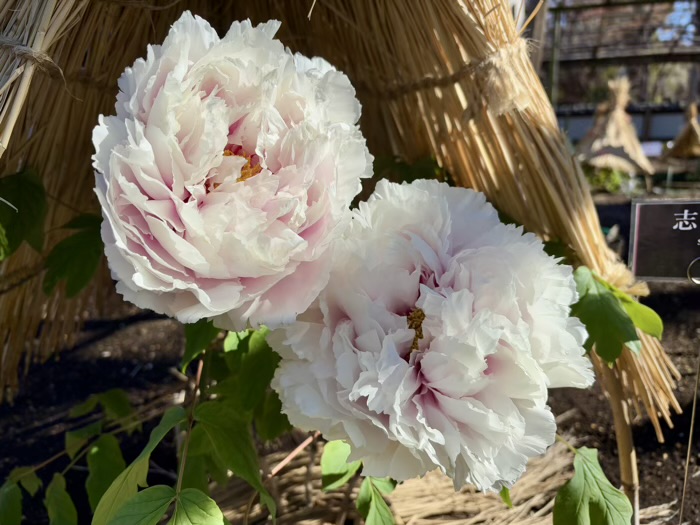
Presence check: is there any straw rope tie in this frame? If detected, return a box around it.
[0,37,62,77]
[357,39,530,116]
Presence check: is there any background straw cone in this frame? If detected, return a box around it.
[666,103,700,160]
[576,77,655,175]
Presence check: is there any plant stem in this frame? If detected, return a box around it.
[175,357,205,495]
[555,433,578,455]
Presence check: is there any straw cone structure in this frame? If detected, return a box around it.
[576,77,654,175]
[666,103,700,159]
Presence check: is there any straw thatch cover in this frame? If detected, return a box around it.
[0,0,679,457]
[666,103,700,159]
[576,77,654,175]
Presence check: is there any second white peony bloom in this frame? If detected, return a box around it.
[271,179,594,491]
[93,12,371,329]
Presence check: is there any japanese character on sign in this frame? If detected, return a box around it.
[673,209,698,231]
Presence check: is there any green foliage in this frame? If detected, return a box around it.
[170,488,225,525]
[223,330,251,352]
[571,267,642,363]
[65,421,102,459]
[584,166,626,194]
[499,487,513,508]
[374,156,452,186]
[109,485,176,525]
[356,477,396,525]
[553,447,632,525]
[254,390,292,441]
[43,213,103,297]
[182,320,221,372]
[9,467,42,496]
[321,440,362,491]
[86,435,126,512]
[45,474,78,525]
[0,170,47,261]
[0,481,22,525]
[92,406,186,525]
[194,401,276,517]
[70,388,139,434]
[572,267,664,363]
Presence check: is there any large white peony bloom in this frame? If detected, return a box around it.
[271,179,594,491]
[93,12,371,329]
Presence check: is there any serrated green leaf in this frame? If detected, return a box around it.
[109,485,176,525]
[321,441,362,491]
[182,320,220,373]
[9,467,42,496]
[553,447,632,525]
[499,487,513,508]
[0,481,22,525]
[43,226,102,297]
[0,170,46,257]
[62,213,102,231]
[254,390,291,442]
[194,401,275,517]
[169,488,225,525]
[45,474,77,525]
[65,421,102,459]
[87,434,127,512]
[571,267,640,363]
[92,406,186,525]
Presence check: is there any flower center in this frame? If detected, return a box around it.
[407,308,426,352]
[224,144,262,182]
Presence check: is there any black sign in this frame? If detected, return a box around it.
[629,200,700,281]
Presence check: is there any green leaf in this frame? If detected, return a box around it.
[194,401,276,517]
[223,330,251,352]
[43,225,102,297]
[614,292,663,340]
[62,213,102,231]
[92,406,186,525]
[98,389,138,433]
[321,441,362,491]
[0,170,46,259]
[368,478,396,496]
[69,395,99,418]
[356,478,395,525]
[499,487,513,508]
[553,447,633,525]
[356,477,372,518]
[182,320,221,373]
[214,328,279,415]
[9,467,42,496]
[169,488,225,525]
[181,454,210,495]
[45,474,77,525]
[254,391,291,442]
[571,267,640,363]
[65,421,102,459]
[109,485,175,525]
[0,481,22,525]
[87,434,127,512]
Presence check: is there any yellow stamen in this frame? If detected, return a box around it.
[407,308,426,352]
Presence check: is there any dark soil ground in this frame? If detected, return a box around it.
[2,204,700,524]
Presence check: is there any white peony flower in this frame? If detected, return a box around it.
[271,179,594,491]
[93,12,372,329]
